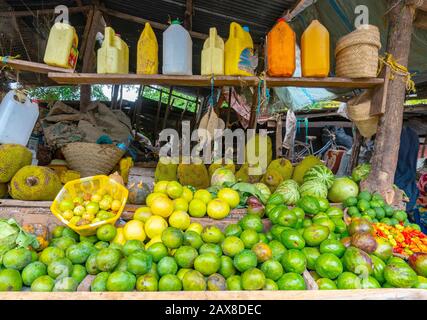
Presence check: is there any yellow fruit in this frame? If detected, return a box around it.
[188,199,207,218]
[82,212,95,221]
[111,199,122,212]
[166,181,183,199]
[194,190,212,204]
[0,144,32,183]
[0,183,8,198]
[61,210,74,220]
[144,215,168,239]
[59,170,80,184]
[69,216,80,225]
[177,163,209,190]
[169,211,191,230]
[186,222,203,235]
[182,187,193,203]
[150,197,174,218]
[217,188,240,209]
[154,157,178,182]
[153,181,169,194]
[145,235,162,249]
[133,206,152,222]
[207,199,230,220]
[112,227,126,245]
[123,220,146,242]
[267,158,294,181]
[146,192,168,207]
[173,198,189,212]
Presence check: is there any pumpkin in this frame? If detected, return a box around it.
[22,223,50,251]
[127,181,151,205]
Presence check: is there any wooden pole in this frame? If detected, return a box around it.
[362,0,420,203]
[349,126,363,174]
[184,0,194,31]
[248,87,259,129]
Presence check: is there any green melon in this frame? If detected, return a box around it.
[303,165,335,189]
[275,180,300,205]
[299,180,328,199]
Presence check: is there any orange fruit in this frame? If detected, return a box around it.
[207,199,230,220]
[151,197,174,218]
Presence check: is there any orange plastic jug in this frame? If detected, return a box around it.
[301,20,330,77]
[224,22,256,76]
[267,18,296,77]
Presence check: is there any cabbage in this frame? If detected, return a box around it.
[0,219,39,263]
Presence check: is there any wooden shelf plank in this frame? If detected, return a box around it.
[1,58,74,74]
[48,73,384,89]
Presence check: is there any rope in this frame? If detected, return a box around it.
[378,53,416,93]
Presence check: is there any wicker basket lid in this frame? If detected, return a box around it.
[335,25,381,56]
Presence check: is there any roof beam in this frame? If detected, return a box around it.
[0,5,92,17]
[184,0,194,31]
[99,7,208,40]
[283,0,316,21]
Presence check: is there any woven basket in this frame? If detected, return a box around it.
[62,142,125,177]
[335,25,381,78]
[347,91,379,138]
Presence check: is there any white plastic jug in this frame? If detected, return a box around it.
[0,91,39,146]
[163,20,192,75]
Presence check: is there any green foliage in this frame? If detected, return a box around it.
[28,85,108,101]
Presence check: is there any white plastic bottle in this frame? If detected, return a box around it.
[163,19,192,75]
[0,91,39,146]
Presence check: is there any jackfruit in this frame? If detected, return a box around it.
[245,134,273,173]
[9,166,62,201]
[261,169,284,193]
[292,155,323,185]
[235,163,263,184]
[267,158,294,181]
[154,157,178,182]
[0,144,32,183]
[0,183,8,198]
[59,170,81,184]
[208,160,236,179]
[177,162,209,189]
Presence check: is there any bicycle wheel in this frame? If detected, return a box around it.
[293,141,311,163]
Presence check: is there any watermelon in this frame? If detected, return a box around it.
[299,180,328,199]
[275,180,300,205]
[303,165,335,189]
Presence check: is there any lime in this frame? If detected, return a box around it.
[207,273,227,291]
[315,253,343,280]
[393,210,407,222]
[344,197,358,208]
[276,272,306,290]
[281,249,307,274]
[263,279,279,290]
[269,240,287,261]
[90,272,109,292]
[151,197,174,218]
[96,224,117,242]
[240,229,260,249]
[276,209,298,228]
[2,248,32,271]
[357,199,371,212]
[219,256,236,279]
[239,214,263,232]
[173,198,189,212]
[176,268,191,281]
[258,233,269,244]
[194,253,221,276]
[53,277,78,292]
[319,239,346,258]
[183,230,204,249]
[66,243,93,265]
[207,199,230,220]
[169,211,191,230]
[52,226,65,238]
[252,242,272,263]
[380,218,392,225]
[281,229,305,250]
[39,247,65,265]
[301,247,321,270]
[188,199,207,218]
[146,192,167,207]
[157,256,178,276]
[147,242,168,262]
[123,240,144,256]
[94,241,109,250]
[226,275,242,290]
[161,227,184,249]
[410,224,421,231]
[62,228,80,241]
[106,271,136,291]
[31,275,54,292]
[21,261,47,286]
[182,270,206,291]
[224,224,242,237]
[145,215,168,239]
[159,274,182,291]
[193,189,212,204]
[71,264,87,284]
[201,226,224,244]
[261,259,283,281]
[47,258,73,279]
[136,274,158,291]
[182,187,194,203]
[384,205,394,217]
[358,191,372,201]
[133,206,152,223]
[233,249,257,272]
[154,181,169,194]
[365,208,377,219]
[127,250,153,276]
[217,188,240,209]
[336,272,361,289]
[222,236,245,257]
[317,278,337,290]
[186,222,203,234]
[199,243,222,258]
[174,246,198,268]
[96,248,121,272]
[389,218,399,226]
[374,207,386,220]
[80,235,98,244]
[241,268,266,290]
[166,181,183,199]
[347,206,360,217]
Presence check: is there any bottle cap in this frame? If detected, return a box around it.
[243,26,250,32]
[277,17,286,23]
[171,19,182,25]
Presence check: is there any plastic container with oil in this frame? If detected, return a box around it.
[301,20,330,77]
[201,27,224,75]
[51,175,129,236]
[43,22,79,69]
[137,22,158,74]
[224,22,256,76]
[267,18,296,77]
[163,19,192,75]
[0,90,39,146]
[97,27,129,74]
